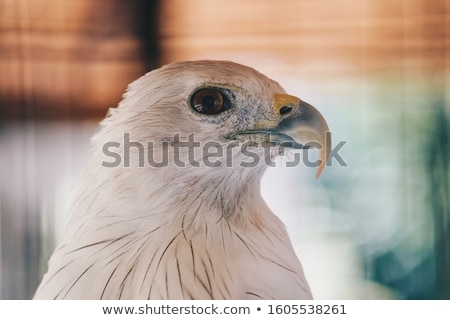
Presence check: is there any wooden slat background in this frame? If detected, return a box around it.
[0,0,448,120]
[159,0,448,75]
[0,0,159,120]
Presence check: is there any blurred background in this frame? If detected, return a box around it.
[0,0,449,299]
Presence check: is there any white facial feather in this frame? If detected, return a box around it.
[34,60,313,300]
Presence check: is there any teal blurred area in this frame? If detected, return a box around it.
[0,0,449,299]
[262,73,450,299]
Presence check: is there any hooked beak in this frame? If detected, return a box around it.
[272,98,331,178]
[232,94,331,178]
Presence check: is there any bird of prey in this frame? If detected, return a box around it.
[34,60,330,299]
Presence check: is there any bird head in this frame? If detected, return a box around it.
[82,60,332,224]
[97,60,330,180]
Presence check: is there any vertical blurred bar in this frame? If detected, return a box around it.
[427,0,450,299]
[428,105,450,299]
[0,0,161,299]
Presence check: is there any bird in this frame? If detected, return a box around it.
[34,60,330,299]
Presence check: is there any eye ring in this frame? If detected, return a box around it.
[190,88,231,115]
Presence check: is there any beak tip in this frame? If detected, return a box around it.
[315,165,325,179]
[315,131,331,179]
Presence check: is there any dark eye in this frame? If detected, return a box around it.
[190,88,231,115]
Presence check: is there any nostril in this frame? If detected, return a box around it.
[279,105,293,115]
